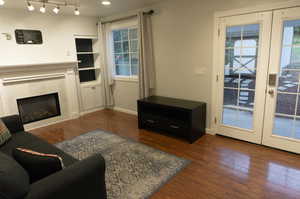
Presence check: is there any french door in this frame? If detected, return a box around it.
[216,7,300,154]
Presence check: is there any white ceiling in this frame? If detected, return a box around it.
[2,0,162,17]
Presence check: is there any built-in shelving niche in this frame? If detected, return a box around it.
[74,36,103,112]
[75,38,100,83]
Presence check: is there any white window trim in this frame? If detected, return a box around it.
[109,18,138,31]
[114,75,138,82]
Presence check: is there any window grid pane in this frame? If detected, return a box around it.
[112,27,139,77]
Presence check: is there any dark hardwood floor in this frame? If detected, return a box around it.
[30,109,300,199]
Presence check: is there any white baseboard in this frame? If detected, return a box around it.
[112,107,138,115]
[206,128,216,135]
[79,107,104,116]
[25,117,73,131]
[26,108,103,131]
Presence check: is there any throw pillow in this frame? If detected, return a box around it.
[0,152,30,199]
[0,119,11,146]
[13,148,65,183]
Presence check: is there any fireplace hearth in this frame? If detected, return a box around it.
[17,93,61,124]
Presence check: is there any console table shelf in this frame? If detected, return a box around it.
[138,96,206,143]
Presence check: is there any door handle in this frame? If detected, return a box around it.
[268,89,275,96]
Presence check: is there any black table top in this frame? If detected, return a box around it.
[138,96,205,110]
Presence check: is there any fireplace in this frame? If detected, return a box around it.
[17,93,61,124]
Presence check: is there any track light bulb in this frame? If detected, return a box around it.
[27,2,35,11]
[101,1,111,6]
[74,8,80,15]
[53,6,60,14]
[40,4,46,13]
[0,0,5,6]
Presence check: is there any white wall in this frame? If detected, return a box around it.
[113,80,139,112]
[0,9,98,66]
[150,0,286,128]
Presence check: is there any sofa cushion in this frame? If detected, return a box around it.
[13,148,65,183]
[0,119,11,146]
[0,131,77,167]
[0,152,30,199]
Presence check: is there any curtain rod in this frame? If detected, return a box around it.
[101,10,154,25]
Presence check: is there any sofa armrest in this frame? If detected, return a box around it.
[1,115,24,134]
[24,154,107,199]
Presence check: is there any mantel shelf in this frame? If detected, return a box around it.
[0,61,77,73]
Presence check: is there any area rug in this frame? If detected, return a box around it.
[55,130,190,199]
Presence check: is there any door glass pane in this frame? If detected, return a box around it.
[222,24,259,130]
[226,26,242,48]
[224,68,239,88]
[277,70,299,93]
[273,19,300,139]
[222,109,253,130]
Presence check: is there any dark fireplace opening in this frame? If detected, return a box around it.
[17,93,61,124]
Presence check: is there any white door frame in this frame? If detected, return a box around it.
[211,0,300,135]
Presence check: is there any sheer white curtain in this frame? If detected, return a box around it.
[138,11,155,99]
[99,21,115,107]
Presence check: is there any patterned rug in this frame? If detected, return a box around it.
[55,130,189,199]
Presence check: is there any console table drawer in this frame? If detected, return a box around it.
[164,122,189,136]
[141,115,161,128]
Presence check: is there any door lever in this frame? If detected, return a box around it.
[268,89,275,96]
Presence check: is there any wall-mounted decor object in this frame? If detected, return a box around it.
[15,29,43,44]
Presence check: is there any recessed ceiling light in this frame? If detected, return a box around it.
[101,0,111,6]
[0,0,5,6]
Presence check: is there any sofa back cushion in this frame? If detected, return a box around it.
[13,148,64,183]
[0,119,11,146]
[0,152,30,199]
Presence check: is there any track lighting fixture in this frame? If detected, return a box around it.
[0,0,5,6]
[27,2,35,11]
[40,4,46,13]
[53,5,60,14]
[101,1,111,6]
[74,8,80,15]
[25,0,80,16]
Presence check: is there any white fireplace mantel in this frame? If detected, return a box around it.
[0,61,78,73]
[0,61,80,130]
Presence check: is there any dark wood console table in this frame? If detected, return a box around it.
[137,96,206,143]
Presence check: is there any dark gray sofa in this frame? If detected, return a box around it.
[0,115,107,199]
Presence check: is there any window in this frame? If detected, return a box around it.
[112,27,139,78]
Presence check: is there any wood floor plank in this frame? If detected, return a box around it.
[30,109,300,199]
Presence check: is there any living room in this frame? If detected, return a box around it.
[1,0,300,198]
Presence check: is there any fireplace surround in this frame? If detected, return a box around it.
[0,61,80,130]
[17,93,61,124]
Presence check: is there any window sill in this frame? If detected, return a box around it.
[114,76,138,82]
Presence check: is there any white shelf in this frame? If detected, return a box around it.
[77,52,99,55]
[78,67,100,71]
[74,35,98,40]
[78,67,95,71]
